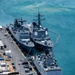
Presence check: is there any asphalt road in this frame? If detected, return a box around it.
[0,28,37,75]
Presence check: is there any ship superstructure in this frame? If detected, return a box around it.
[32,49,62,75]
[30,11,54,50]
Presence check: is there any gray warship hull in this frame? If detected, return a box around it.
[33,59,62,75]
[31,39,52,51]
[32,52,62,75]
[7,27,33,52]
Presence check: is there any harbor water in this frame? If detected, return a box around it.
[0,0,75,75]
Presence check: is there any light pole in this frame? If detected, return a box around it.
[18,61,21,75]
[18,59,23,75]
[20,62,21,75]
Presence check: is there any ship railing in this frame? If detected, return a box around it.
[49,30,60,45]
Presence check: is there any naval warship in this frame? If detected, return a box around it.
[7,18,34,52]
[6,11,62,75]
[32,49,62,75]
[30,11,54,50]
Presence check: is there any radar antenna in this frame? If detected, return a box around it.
[18,17,26,25]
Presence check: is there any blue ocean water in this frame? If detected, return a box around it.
[0,0,75,75]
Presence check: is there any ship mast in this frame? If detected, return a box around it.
[38,10,45,27]
[38,10,41,26]
[34,9,45,27]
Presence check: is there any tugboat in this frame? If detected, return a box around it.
[32,49,62,75]
[7,18,34,52]
[30,11,54,50]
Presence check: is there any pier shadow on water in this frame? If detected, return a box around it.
[18,45,41,57]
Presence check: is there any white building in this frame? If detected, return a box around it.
[0,41,4,50]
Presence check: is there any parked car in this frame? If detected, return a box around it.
[22,61,28,65]
[25,68,30,73]
[23,64,29,68]
[27,72,34,75]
